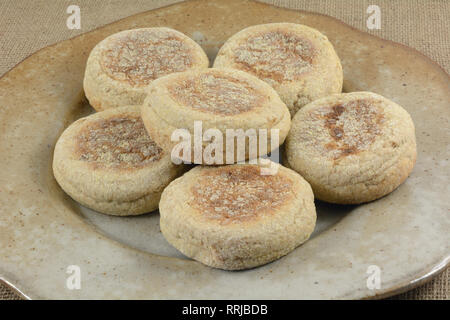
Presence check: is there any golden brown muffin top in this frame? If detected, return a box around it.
[190,165,293,224]
[167,70,267,116]
[232,30,316,82]
[300,99,385,160]
[76,115,163,168]
[100,29,194,86]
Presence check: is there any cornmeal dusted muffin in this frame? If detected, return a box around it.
[214,23,343,117]
[285,92,417,204]
[141,68,291,164]
[159,162,316,270]
[53,106,185,215]
[84,27,209,111]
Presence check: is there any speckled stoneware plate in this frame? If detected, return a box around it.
[0,0,449,299]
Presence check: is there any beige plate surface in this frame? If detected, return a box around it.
[0,0,449,299]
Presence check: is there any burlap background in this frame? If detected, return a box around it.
[0,0,448,300]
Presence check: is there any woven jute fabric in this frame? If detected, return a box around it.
[0,0,448,300]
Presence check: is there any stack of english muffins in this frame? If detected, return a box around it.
[53,24,416,270]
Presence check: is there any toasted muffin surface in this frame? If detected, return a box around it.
[166,71,266,115]
[141,68,291,164]
[99,28,200,86]
[227,28,315,83]
[76,114,162,168]
[53,106,184,215]
[285,92,417,204]
[159,162,316,270]
[213,23,343,117]
[295,97,385,160]
[83,27,209,111]
[189,165,294,223]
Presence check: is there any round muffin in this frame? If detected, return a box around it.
[53,106,185,215]
[83,27,209,111]
[141,68,291,165]
[213,23,343,117]
[159,162,316,270]
[285,92,417,204]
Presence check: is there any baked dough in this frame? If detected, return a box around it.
[213,23,343,117]
[141,68,291,164]
[83,27,209,111]
[159,162,316,270]
[285,92,417,204]
[53,105,185,215]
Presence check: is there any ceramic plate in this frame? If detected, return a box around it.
[0,0,449,299]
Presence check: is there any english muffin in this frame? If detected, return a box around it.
[159,162,316,270]
[213,23,343,117]
[141,68,291,165]
[285,92,417,204]
[53,106,185,215]
[83,27,209,111]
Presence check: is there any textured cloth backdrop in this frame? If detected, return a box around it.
[0,0,448,300]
